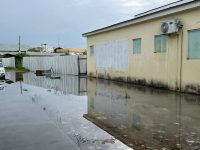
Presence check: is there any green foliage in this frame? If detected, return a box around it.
[27,48,40,52]
[64,52,70,55]
[3,52,29,73]
[16,52,29,57]
[5,66,29,72]
[5,66,15,70]
[83,51,87,55]
[15,58,22,68]
[13,54,30,72]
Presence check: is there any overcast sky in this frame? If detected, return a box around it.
[0,0,177,48]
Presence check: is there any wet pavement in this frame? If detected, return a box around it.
[0,72,131,150]
[1,72,200,150]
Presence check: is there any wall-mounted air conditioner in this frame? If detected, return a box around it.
[161,20,181,34]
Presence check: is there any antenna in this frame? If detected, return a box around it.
[19,36,21,52]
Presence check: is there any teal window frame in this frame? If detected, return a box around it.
[89,45,94,56]
[132,38,141,54]
[188,29,200,59]
[154,35,168,53]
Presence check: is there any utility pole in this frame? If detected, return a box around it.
[19,36,21,52]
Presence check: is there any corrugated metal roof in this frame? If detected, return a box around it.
[135,0,194,18]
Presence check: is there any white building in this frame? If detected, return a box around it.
[41,44,54,53]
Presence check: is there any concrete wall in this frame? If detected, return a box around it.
[86,8,200,94]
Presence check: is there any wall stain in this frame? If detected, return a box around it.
[111,77,127,82]
[127,77,146,86]
[127,77,169,90]
[97,73,104,79]
[106,74,111,80]
[185,84,200,95]
[90,72,200,95]
[88,72,94,77]
[149,80,169,90]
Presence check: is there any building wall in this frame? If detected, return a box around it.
[41,44,54,53]
[86,8,200,94]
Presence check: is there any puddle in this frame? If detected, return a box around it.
[85,78,200,150]
[0,72,131,150]
[1,72,200,150]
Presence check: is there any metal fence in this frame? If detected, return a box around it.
[2,57,15,68]
[23,55,87,75]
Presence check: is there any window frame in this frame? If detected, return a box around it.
[132,38,142,54]
[154,35,168,53]
[188,29,200,60]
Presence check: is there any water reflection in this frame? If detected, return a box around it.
[5,72,23,82]
[4,72,87,96]
[0,80,6,90]
[0,72,21,90]
[85,78,200,150]
[23,73,87,96]
[1,72,131,150]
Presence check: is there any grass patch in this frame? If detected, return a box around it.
[5,66,29,73]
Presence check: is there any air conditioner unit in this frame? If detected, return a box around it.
[161,20,181,34]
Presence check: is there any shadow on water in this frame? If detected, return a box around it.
[84,77,200,150]
[5,72,23,82]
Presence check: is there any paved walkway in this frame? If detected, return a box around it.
[0,94,79,150]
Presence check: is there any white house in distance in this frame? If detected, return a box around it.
[41,44,54,53]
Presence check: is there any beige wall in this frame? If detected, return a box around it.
[86,8,200,94]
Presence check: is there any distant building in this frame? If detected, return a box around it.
[28,44,54,53]
[34,47,42,52]
[41,44,54,53]
[83,0,200,94]
[54,48,86,55]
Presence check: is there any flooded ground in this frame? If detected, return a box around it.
[0,72,131,150]
[1,72,200,150]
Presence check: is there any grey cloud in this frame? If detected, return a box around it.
[0,0,176,48]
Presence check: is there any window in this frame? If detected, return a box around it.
[188,29,200,59]
[89,45,94,56]
[133,38,141,54]
[154,35,168,53]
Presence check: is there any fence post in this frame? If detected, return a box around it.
[77,56,80,75]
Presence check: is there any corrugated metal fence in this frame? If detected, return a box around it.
[2,57,15,68]
[23,55,87,75]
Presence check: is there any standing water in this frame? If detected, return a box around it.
[0,72,200,150]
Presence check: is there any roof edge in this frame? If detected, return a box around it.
[82,0,198,37]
